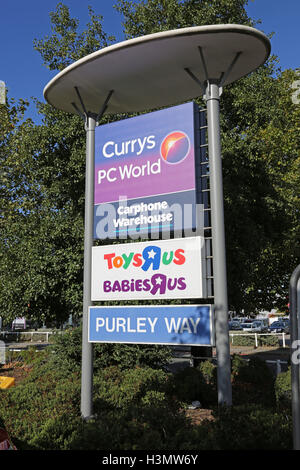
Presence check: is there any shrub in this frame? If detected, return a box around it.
[197,360,217,386]
[231,355,276,407]
[275,367,292,408]
[94,342,173,371]
[71,366,190,450]
[171,365,217,407]
[188,405,292,450]
[68,406,191,451]
[50,325,172,373]
[0,325,293,450]
[0,357,81,450]
[93,366,173,411]
[230,333,279,347]
[29,413,83,450]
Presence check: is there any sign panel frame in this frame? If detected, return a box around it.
[88,304,215,346]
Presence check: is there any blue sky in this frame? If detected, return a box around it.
[0,0,299,123]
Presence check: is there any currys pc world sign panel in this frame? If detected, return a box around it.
[94,101,199,239]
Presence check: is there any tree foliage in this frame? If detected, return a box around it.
[115,0,255,37]
[222,67,300,311]
[34,2,116,71]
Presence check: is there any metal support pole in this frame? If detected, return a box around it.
[81,115,96,420]
[290,264,300,450]
[205,80,232,406]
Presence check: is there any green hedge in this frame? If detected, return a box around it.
[229,333,280,347]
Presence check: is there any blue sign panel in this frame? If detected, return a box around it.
[88,305,214,346]
[94,101,199,239]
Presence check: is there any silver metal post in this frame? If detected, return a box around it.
[81,114,96,419]
[205,80,232,406]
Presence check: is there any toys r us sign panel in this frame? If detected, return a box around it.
[91,236,206,301]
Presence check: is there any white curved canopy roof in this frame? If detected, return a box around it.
[43,24,271,116]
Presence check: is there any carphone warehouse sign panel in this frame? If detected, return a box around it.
[94,101,198,238]
[91,236,206,301]
[89,305,214,346]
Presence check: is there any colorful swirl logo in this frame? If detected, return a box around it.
[160,131,190,164]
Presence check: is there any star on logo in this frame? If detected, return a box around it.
[154,276,163,285]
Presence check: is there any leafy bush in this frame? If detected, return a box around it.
[50,325,172,373]
[93,366,173,411]
[0,359,189,450]
[0,328,293,450]
[75,366,193,450]
[275,367,292,408]
[68,406,192,451]
[171,365,217,407]
[186,405,292,450]
[197,360,217,386]
[0,362,81,450]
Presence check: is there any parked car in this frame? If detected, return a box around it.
[228,321,242,331]
[268,321,289,333]
[239,321,264,333]
[241,322,255,331]
[251,320,268,333]
[11,317,27,331]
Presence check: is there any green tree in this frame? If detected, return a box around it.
[114,0,300,313]
[115,0,255,38]
[34,3,116,71]
[0,4,116,325]
[221,66,300,312]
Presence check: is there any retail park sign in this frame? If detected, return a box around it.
[93,102,198,238]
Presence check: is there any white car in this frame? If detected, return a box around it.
[241,321,267,332]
